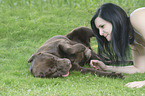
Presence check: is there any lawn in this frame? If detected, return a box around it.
[0,0,145,95]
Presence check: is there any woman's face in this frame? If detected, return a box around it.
[95,17,112,41]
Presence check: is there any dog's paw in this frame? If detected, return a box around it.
[109,72,125,79]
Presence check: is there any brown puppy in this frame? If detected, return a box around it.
[28,27,124,78]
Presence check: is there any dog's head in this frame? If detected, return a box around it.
[66,27,94,49]
[28,52,72,78]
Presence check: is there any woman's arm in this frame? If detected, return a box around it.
[105,65,140,74]
[90,60,140,74]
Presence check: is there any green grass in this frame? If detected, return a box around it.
[0,0,145,95]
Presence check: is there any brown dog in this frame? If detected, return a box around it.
[28,27,124,78]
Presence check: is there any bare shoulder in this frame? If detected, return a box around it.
[130,7,145,19]
[130,8,145,71]
[130,7,145,38]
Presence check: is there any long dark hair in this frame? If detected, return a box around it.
[91,3,134,62]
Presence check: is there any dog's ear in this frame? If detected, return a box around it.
[27,53,37,63]
[27,52,43,63]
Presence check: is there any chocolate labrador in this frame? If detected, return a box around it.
[28,27,124,78]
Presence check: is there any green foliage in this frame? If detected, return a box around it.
[0,0,145,95]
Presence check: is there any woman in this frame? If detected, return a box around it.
[90,3,145,88]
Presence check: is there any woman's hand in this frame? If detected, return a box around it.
[90,60,107,70]
[125,81,145,88]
